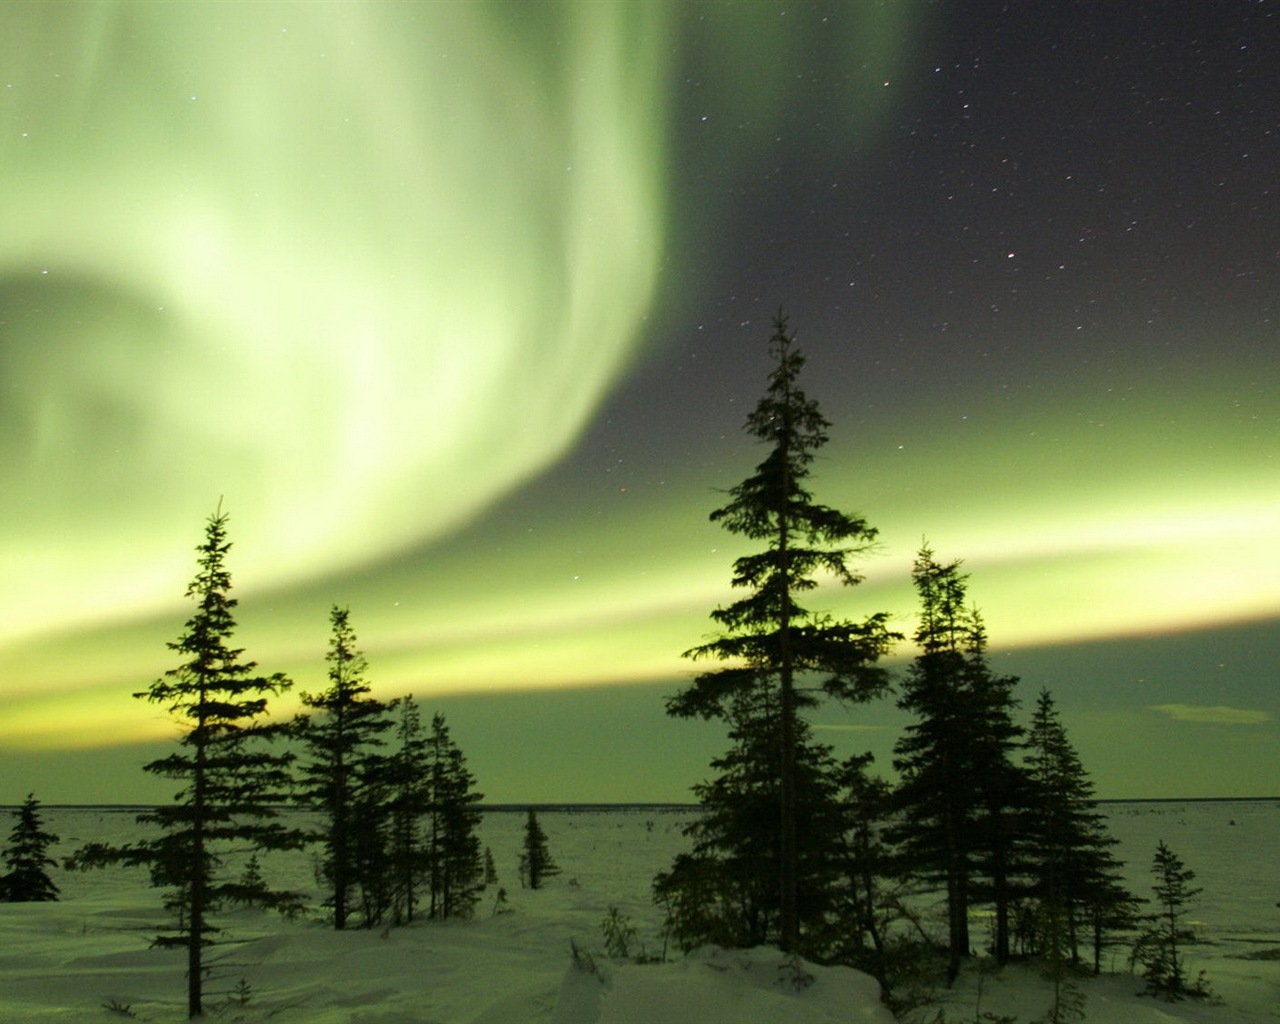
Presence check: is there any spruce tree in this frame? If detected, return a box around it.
[666,313,897,952]
[349,767,394,926]
[1131,841,1208,1000]
[0,793,60,902]
[386,696,431,925]
[520,810,559,890]
[1024,689,1134,971]
[965,626,1032,968]
[890,546,1028,981]
[424,713,485,919]
[295,605,394,929]
[828,753,895,976]
[655,687,847,953]
[68,508,302,1020]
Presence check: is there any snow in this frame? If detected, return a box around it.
[553,947,890,1024]
[1,802,1277,1022]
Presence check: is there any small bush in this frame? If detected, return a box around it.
[601,905,637,959]
[1130,841,1211,1001]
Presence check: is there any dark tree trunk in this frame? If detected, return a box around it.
[945,804,969,985]
[777,367,798,954]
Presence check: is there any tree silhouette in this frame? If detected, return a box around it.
[1025,688,1135,972]
[68,508,302,1019]
[424,713,485,919]
[891,545,1028,980]
[1,793,60,902]
[667,313,897,952]
[520,810,559,890]
[295,605,393,929]
[385,697,431,925]
[655,687,847,952]
[1131,841,1208,1000]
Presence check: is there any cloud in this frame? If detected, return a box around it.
[1149,704,1271,725]
[812,723,891,733]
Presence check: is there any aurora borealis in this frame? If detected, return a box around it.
[2,2,670,638]
[3,2,1277,803]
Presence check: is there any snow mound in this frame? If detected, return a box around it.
[551,947,893,1024]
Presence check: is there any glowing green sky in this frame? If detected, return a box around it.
[2,2,1277,803]
[2,2,669,640]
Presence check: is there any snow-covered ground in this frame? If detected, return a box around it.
[1,801,1276,1022]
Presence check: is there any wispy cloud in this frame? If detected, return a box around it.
[1149,704,1271,725]
[813,723,891,733]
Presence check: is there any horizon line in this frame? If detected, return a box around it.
[7,796,1279,811]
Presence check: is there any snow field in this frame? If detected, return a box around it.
[1,802,1276,1022]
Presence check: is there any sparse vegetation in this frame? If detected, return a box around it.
[600,904,636,958]
[1130,841,1211,1001]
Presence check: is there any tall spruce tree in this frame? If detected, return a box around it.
[890,546,1028,981]
[424,713,485,919]
[386,696,431,924]
[295,605,394,929]
[666,313,897,952]
[965,618,1031,968]
[0,793,60,902]
[1025,689,1134,972]
[68,508,302,1020]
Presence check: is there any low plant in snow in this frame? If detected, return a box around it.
[601,904,638,958]
[1129,841,1212,1001]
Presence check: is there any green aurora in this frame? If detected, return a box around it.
[1,2,1276,802]
[2,2,671,640]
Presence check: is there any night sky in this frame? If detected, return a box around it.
[3,2,1277,804]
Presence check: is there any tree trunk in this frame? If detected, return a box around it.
[779,662,798,951]
[776,367,799,954]
[189,717,208,1020]
[991,814,1010,964]
[945,806,969,985]
[333,786,348,930]
[947,865,965,984]
[187,904,203,1020]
